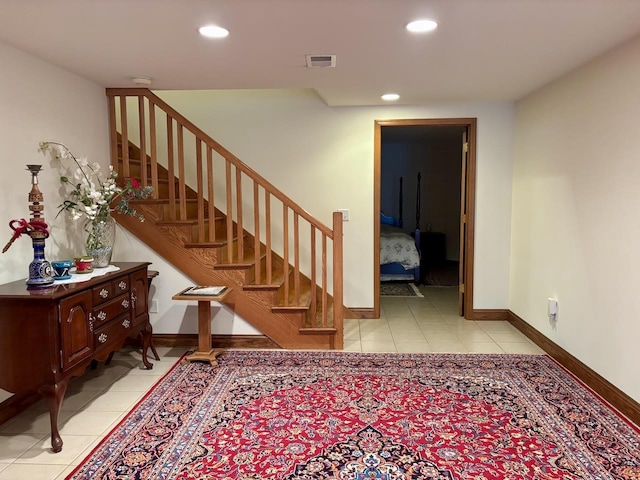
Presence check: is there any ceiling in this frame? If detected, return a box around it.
[2,0,640,106]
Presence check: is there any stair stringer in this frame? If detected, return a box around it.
[114,208,336,349]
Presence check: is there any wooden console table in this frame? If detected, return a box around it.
[0,262,152,453]
[172,286,231,365]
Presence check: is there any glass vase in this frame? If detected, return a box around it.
[86,214,116,268]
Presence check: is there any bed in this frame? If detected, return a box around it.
[380,174,422,283]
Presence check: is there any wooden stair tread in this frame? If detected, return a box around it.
[113,129,342,350]
[184,241,227,248]
[299,327,338,334]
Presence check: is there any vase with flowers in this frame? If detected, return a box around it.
[39,141,153,267]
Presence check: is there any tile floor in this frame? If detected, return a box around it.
[346,286,544,355]
[0,286,543,479]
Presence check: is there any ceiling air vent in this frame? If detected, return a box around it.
[306,54,336,68]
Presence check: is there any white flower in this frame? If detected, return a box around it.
[39,140,153,234]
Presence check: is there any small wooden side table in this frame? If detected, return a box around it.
[172,286,231,365]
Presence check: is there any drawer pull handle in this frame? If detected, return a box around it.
[121,299,130,309]
[97,311,107,321]
[89,313,95,331]
[98,333,108,343]
[122,319,131,328]
[119,281,127,290]
[99,288,109,298]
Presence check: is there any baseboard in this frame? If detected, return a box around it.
[466,308,510,320]
[348,308,376,319]
[152,334,279,349]
[0,391,40,427]
[507,310,640,426]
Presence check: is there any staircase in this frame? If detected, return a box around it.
[106,88,343,349]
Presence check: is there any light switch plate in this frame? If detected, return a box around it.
[337,209,350,221]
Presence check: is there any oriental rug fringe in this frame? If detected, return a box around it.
[67,351,640,479]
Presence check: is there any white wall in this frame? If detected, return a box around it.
[0,42,107,402]
[511,34,640,402]
[155,90,515,309]
[0,42,260,342]
[0,40,515,363]
[0,41,108,284]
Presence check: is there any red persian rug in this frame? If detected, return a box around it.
[67,351,640,479]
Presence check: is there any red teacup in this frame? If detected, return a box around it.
[74,256,94,273]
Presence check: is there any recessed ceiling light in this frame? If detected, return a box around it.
[406,19,438,33]
[198,25,229,38]
[381,93,400,101]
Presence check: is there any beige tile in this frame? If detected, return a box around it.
[82,390,144,412]
[0,463,67,480]
[382,302,412,311]
[464,342,504,353]
[361,341,396,353]
[395,341,432,353]
[442,316,469,326]
[428,342,468,353]
[59,390,100,411]
[408,304,439,314]
[106,374,163,392]
[68,374,124,392]
[499,342,545,354]
[424,331,460,343]
[359,320,391,332]
[412,314,446,323]
[0,409,72,437]
[58,410,123,436]
[104,412,129,432]
[478,321,519,333]
[386,314,418,323]
[343,320,360,340]
[389,323,423,334]
[15,434,99,465]
[69,435,106,466]
[454,330,493,343]
[342,339,362,352]
[360,330,393,342]
[54,465,79,479]
[486,331,530,343]
[391,331,427,342]
[0,433,46,463]
[417,322,453,333]
[121,357,178,376]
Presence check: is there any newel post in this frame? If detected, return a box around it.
[332,211,344,350]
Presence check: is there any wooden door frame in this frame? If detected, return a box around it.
[373,118,477,319]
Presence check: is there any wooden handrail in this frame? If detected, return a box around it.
[107,88,333,238]
[106,88,343,340]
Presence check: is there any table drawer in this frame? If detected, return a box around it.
[92,276,130,304]
[91,293,131,329]
[93,314,132,351]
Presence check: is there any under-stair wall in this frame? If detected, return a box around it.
[107,88,344,349]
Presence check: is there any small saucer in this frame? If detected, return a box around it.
[53,275,72,280]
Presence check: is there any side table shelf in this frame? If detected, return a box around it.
[0,262,153,453]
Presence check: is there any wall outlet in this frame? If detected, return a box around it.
[150,298,159,313]
[337,209,350,221]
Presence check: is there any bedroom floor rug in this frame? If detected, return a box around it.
[380,282,423,297]
[66,351,640,480]
[422,261,459,287]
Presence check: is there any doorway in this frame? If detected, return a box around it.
[373,118,477,319]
